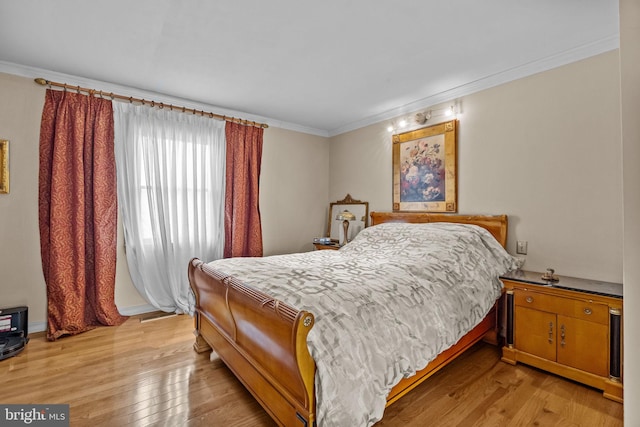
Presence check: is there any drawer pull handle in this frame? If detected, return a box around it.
[526,296,534,303]
[560,324,566,347]
[548,322,553,344]
[583,308,592,315]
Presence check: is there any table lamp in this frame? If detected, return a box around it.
[336,209,356,245]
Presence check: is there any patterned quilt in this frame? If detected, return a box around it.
[206,222,519,427]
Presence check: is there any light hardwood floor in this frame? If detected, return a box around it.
[0,313,623,426]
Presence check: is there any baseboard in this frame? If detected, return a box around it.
[27,321,47,334]
[118,303,158,317]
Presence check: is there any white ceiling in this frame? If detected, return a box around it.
[0,1,619,136]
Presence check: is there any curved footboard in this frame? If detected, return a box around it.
[188,258,316,427]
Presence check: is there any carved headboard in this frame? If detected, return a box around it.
[370,212,508,248]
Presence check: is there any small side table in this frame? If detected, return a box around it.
[500,269,623,402]
[313,242,340,250]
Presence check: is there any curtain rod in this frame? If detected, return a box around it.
[34,78,268,129]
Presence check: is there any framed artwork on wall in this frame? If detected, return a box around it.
[0,139,8,194]
[392,120,457,212]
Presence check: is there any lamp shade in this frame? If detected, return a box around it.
[336,210,356,221]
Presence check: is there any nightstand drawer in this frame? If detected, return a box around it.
[514,289,608,324]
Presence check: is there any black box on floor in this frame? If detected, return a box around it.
[0,306,28,361]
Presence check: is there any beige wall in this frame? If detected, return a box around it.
[0,73,48,325]
[260,126,329,255]
[0,73,330,329]
[330,51,623,283]
[620,0,639,421]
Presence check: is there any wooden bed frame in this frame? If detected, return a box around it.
[188,212,508,427]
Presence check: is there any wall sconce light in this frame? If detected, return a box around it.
[415,110,432,124]
[387,101,461,134]
[445,105,455,116]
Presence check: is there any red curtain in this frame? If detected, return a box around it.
[224,122,264,258]
[39,90,127,340]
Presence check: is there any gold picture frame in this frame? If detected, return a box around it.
[0,139,8,194]
[392,120,457,212]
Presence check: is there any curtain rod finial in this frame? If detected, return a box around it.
[34,78,48,86]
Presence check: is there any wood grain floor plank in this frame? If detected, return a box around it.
[0,313,622,426]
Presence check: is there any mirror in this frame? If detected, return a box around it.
[327,194,369,244]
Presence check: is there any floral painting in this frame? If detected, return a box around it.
[392,120,457,212]
[399,134,445,202]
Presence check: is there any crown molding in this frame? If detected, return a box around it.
[327,34,620,137]
[0,32,619,140]
[0,61,329,137]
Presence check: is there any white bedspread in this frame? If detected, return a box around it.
[206,222,518,427]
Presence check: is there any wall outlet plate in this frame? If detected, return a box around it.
[516,240,528,255]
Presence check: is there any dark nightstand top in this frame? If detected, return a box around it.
[500,269,623,299]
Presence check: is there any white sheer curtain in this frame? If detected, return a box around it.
[113,103,226,313]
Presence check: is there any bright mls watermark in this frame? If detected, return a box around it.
[0,405,69,426]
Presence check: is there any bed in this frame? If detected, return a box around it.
[188,212,516,426]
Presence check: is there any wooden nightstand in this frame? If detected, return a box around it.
[500,270,623,403]
[313,242,340,250]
